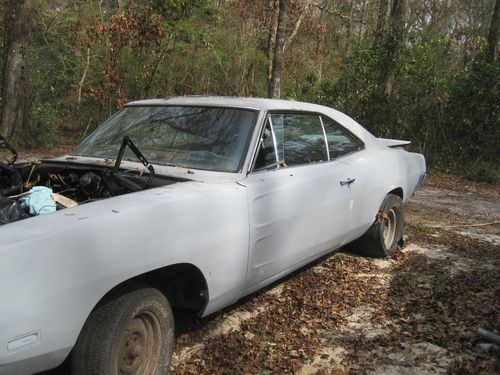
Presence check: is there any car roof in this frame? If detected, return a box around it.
[125,96,334,112]
[125,96,377,146]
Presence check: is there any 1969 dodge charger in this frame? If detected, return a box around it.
[0,97,426,374]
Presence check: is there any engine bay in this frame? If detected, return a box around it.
[0,136,179,226]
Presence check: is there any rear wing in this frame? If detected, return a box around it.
[378,138,411,148]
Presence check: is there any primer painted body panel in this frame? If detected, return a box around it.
[0,97,426,374]
[0,181,249,374]
[243,161,356,284]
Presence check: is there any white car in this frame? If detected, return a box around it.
[0,97,425,375]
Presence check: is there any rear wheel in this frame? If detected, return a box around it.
[349,193,404,257]
[71,287,174,375]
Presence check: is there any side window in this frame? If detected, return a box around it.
[322,116,362,159]
[253,119,278,170]
[271,113,327,167]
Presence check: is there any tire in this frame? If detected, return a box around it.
[71,287,175,375]
[349,193,404,258]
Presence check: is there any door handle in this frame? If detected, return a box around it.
[340,178,355,187]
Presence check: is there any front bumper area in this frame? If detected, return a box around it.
[0,347,70,375]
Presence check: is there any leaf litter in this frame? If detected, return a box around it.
[170,178,499,374]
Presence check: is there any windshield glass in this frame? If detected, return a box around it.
[73,106,257,172]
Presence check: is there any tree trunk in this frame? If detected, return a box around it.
[266,0,279,85]
[316,5,326,83]
[268,0,288,99]
[341,1,354,51]
[379,0,407,96]
[487,0,499,62]
[0,0,31,145]
[373,0,389,47]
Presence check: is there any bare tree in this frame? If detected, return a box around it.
[373,0,389,47]
[266,0,279,85]
[379,0,407,96]
[283,0,313,53]
[487,0,499,62]
[268,0,288,99]
[0,0,32,145]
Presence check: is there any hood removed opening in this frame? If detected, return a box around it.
[0,159,180,227]
[0,136,184,227]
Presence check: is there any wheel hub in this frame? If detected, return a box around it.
[125,333,144,360]
[118,311,162,374]
[382,208,396,249]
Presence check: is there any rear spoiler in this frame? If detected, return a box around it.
[378,138,411,148]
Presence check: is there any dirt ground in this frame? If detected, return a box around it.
[168,174,499,374]
[35,168,499,374]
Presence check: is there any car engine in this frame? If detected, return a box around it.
[0,136,177,226]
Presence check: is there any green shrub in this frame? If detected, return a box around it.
[466,161,499,184]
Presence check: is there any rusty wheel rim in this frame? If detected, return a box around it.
[118,310,162,375]
[382,208,396,249]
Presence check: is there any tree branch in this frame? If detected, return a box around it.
[283,0,313,53]
[77,47,91,105]
[313,2,365,23]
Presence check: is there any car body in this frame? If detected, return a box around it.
[0,97,426,374]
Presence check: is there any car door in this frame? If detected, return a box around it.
[242,112,364,286]
[320,114,376,242]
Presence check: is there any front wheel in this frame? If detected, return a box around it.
[71,287,175,375]
[349,193,404,258]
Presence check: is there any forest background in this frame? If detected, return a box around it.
[0,0,498,183]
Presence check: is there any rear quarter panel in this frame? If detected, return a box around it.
[338,144,426,244]
[380,147,426,203]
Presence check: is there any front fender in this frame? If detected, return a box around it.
[0,181,249,374]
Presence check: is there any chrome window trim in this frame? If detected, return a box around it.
[245,110,267,175]
[318,115,330,162]
[248,110,366,174]
[320,114,365,159]
[268,116,280,166]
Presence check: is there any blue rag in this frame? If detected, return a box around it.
[21,186,56,215]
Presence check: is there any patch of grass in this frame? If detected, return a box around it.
[404,271,450,289]
[415,224,433,233]
[432,274,451,288]
[418,321,434,330]
[255,329,272,343]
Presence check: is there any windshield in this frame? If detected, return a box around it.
[73,106,257,172]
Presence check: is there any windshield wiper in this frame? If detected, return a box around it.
[113,136,155,190]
